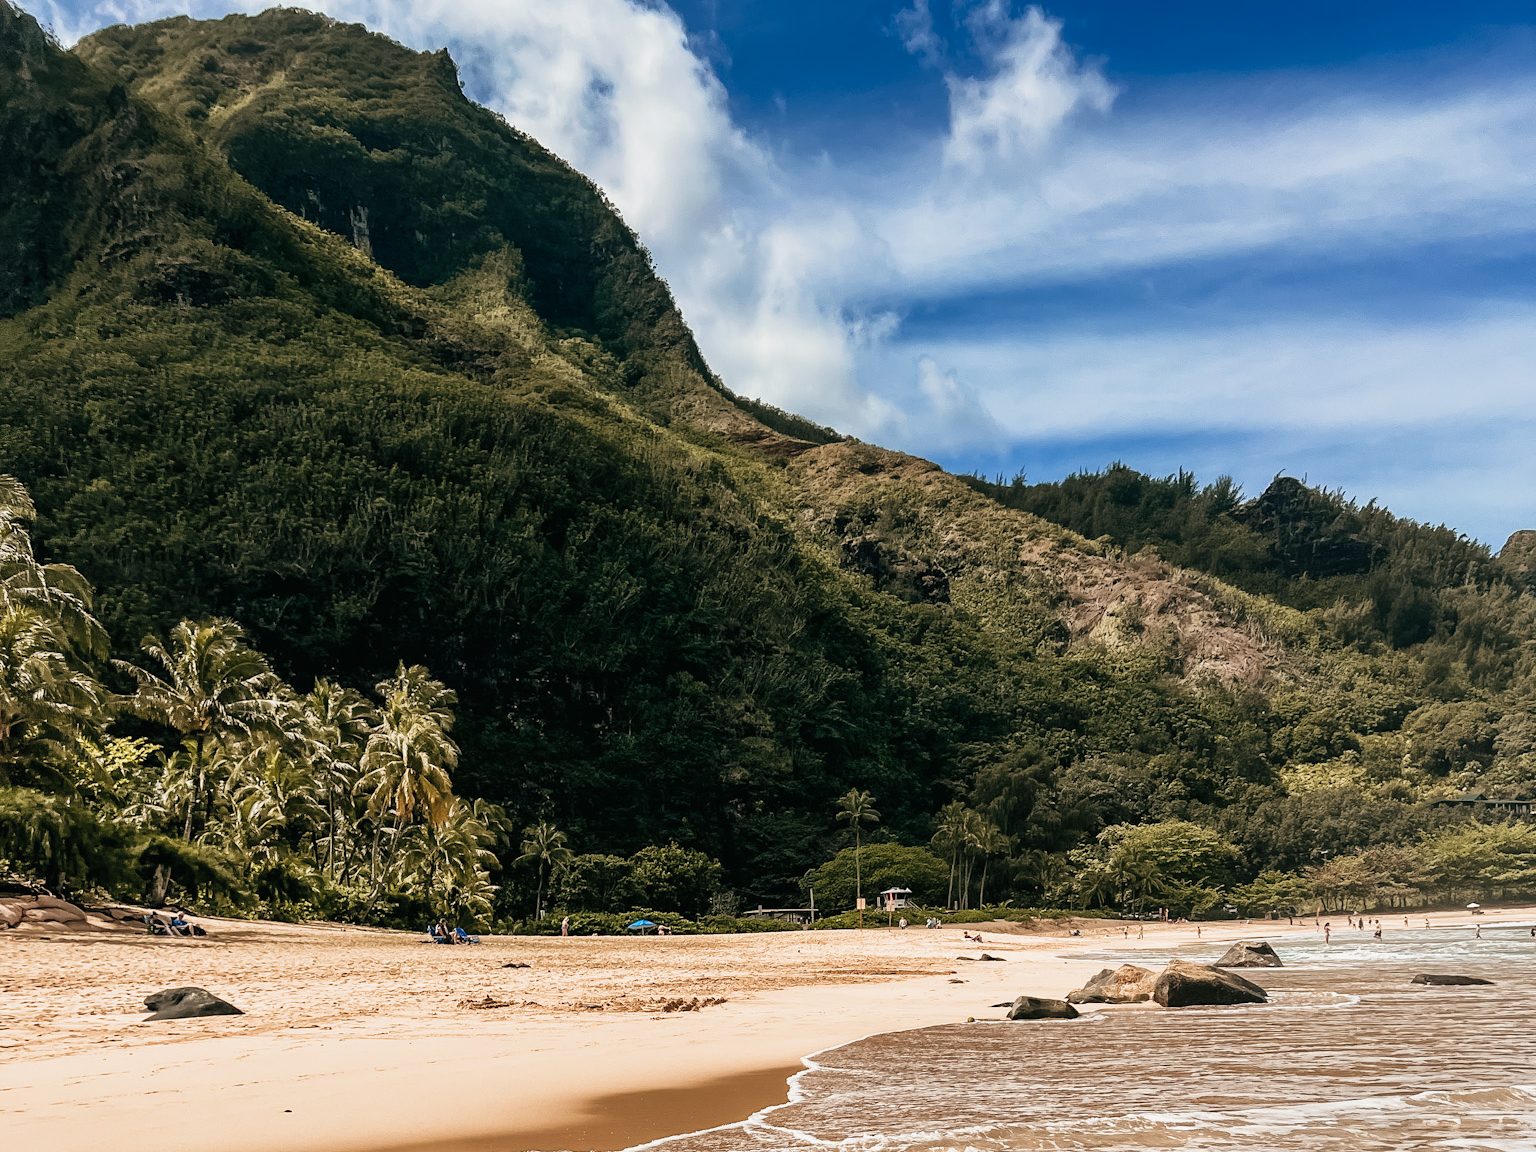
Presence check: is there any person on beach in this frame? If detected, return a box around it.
[1475,924,1482,939]
[561,916,570,937]
[1372,923,1382,941]
[1137,924,1144,940]
[1324,922,1332,944]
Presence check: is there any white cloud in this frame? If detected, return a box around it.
[895,0,941,69]
[902,305,1536,442]
[942,3,1115,169]
[910,355,1008,453]
[883,85,1536,294]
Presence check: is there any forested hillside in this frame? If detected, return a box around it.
[1,3,1533,926]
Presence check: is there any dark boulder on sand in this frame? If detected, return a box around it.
[143,986,244,1020]
[1066,964,1157,1004]
[1006,995,1079,1020]
[1152,960,1267,1007]
[1411,974,1494,986]
[1214,940,1283,968]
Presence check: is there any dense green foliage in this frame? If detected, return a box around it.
[965,466,1528,660]
[1,4,1533,925]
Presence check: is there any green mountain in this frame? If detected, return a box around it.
[2,3,1533,912]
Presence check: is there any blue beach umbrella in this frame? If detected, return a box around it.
[626,919,657,931]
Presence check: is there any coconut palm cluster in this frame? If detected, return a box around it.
[0,475,500,925]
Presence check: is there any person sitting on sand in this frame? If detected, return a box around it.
[169,911,192,937]
[145,912,172,936]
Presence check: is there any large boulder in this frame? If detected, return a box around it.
[1152,960,1267,1008]
[1214,940,1283,968]
[143,987,244,1021]
[1411,974,1494,987]
[1066,964,1157,1004]
[1006,995,1080,1021]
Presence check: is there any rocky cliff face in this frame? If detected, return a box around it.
[1499,530,1536,577]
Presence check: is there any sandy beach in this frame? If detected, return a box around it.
[1,907,1520,1152]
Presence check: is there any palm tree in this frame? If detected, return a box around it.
[223,734,328,864]
[361,665,458,827]
[974,821,1012,908]
[0,476,108,665]
[835,788,880,911]
[359,665,459,891]
[958,808,990,909]
[0,603,106,787]
[300,679,375,882]
[517,820,572,920]
[396,797,500,920]
[931,801,969,909]
[0,477,109,788]
[116,619,281,842]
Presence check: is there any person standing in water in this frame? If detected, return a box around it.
[1373,922,1382,941]
[1324,922,1332,944]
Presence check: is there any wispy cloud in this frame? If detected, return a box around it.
[941,2,1115,168]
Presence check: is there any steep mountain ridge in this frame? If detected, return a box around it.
[56,4,1286,686]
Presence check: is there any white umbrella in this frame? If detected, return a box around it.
[1466,902,1481,909]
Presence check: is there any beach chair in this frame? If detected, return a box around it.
[452,927,480,944]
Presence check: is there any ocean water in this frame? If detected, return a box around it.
[648,925,1536,1152]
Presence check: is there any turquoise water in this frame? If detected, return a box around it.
[641,924,1536,1151]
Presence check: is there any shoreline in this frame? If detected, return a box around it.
[3,908,1527,1152]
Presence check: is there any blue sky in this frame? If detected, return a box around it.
[37,1,1536,545]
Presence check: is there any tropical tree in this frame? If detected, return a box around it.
[974,820,1012,908]
[931,801,969,909]
[628,841,722,918]
[360,665,458,829]
[0,476,109,788]
[299,679,376,883]
[394,797,500,921]
[0,603,106,788]
[517,820,573,920]
[116,619,281,843]
[835,788,880,910]
[0,476,108,662]
[802,843,946,910]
